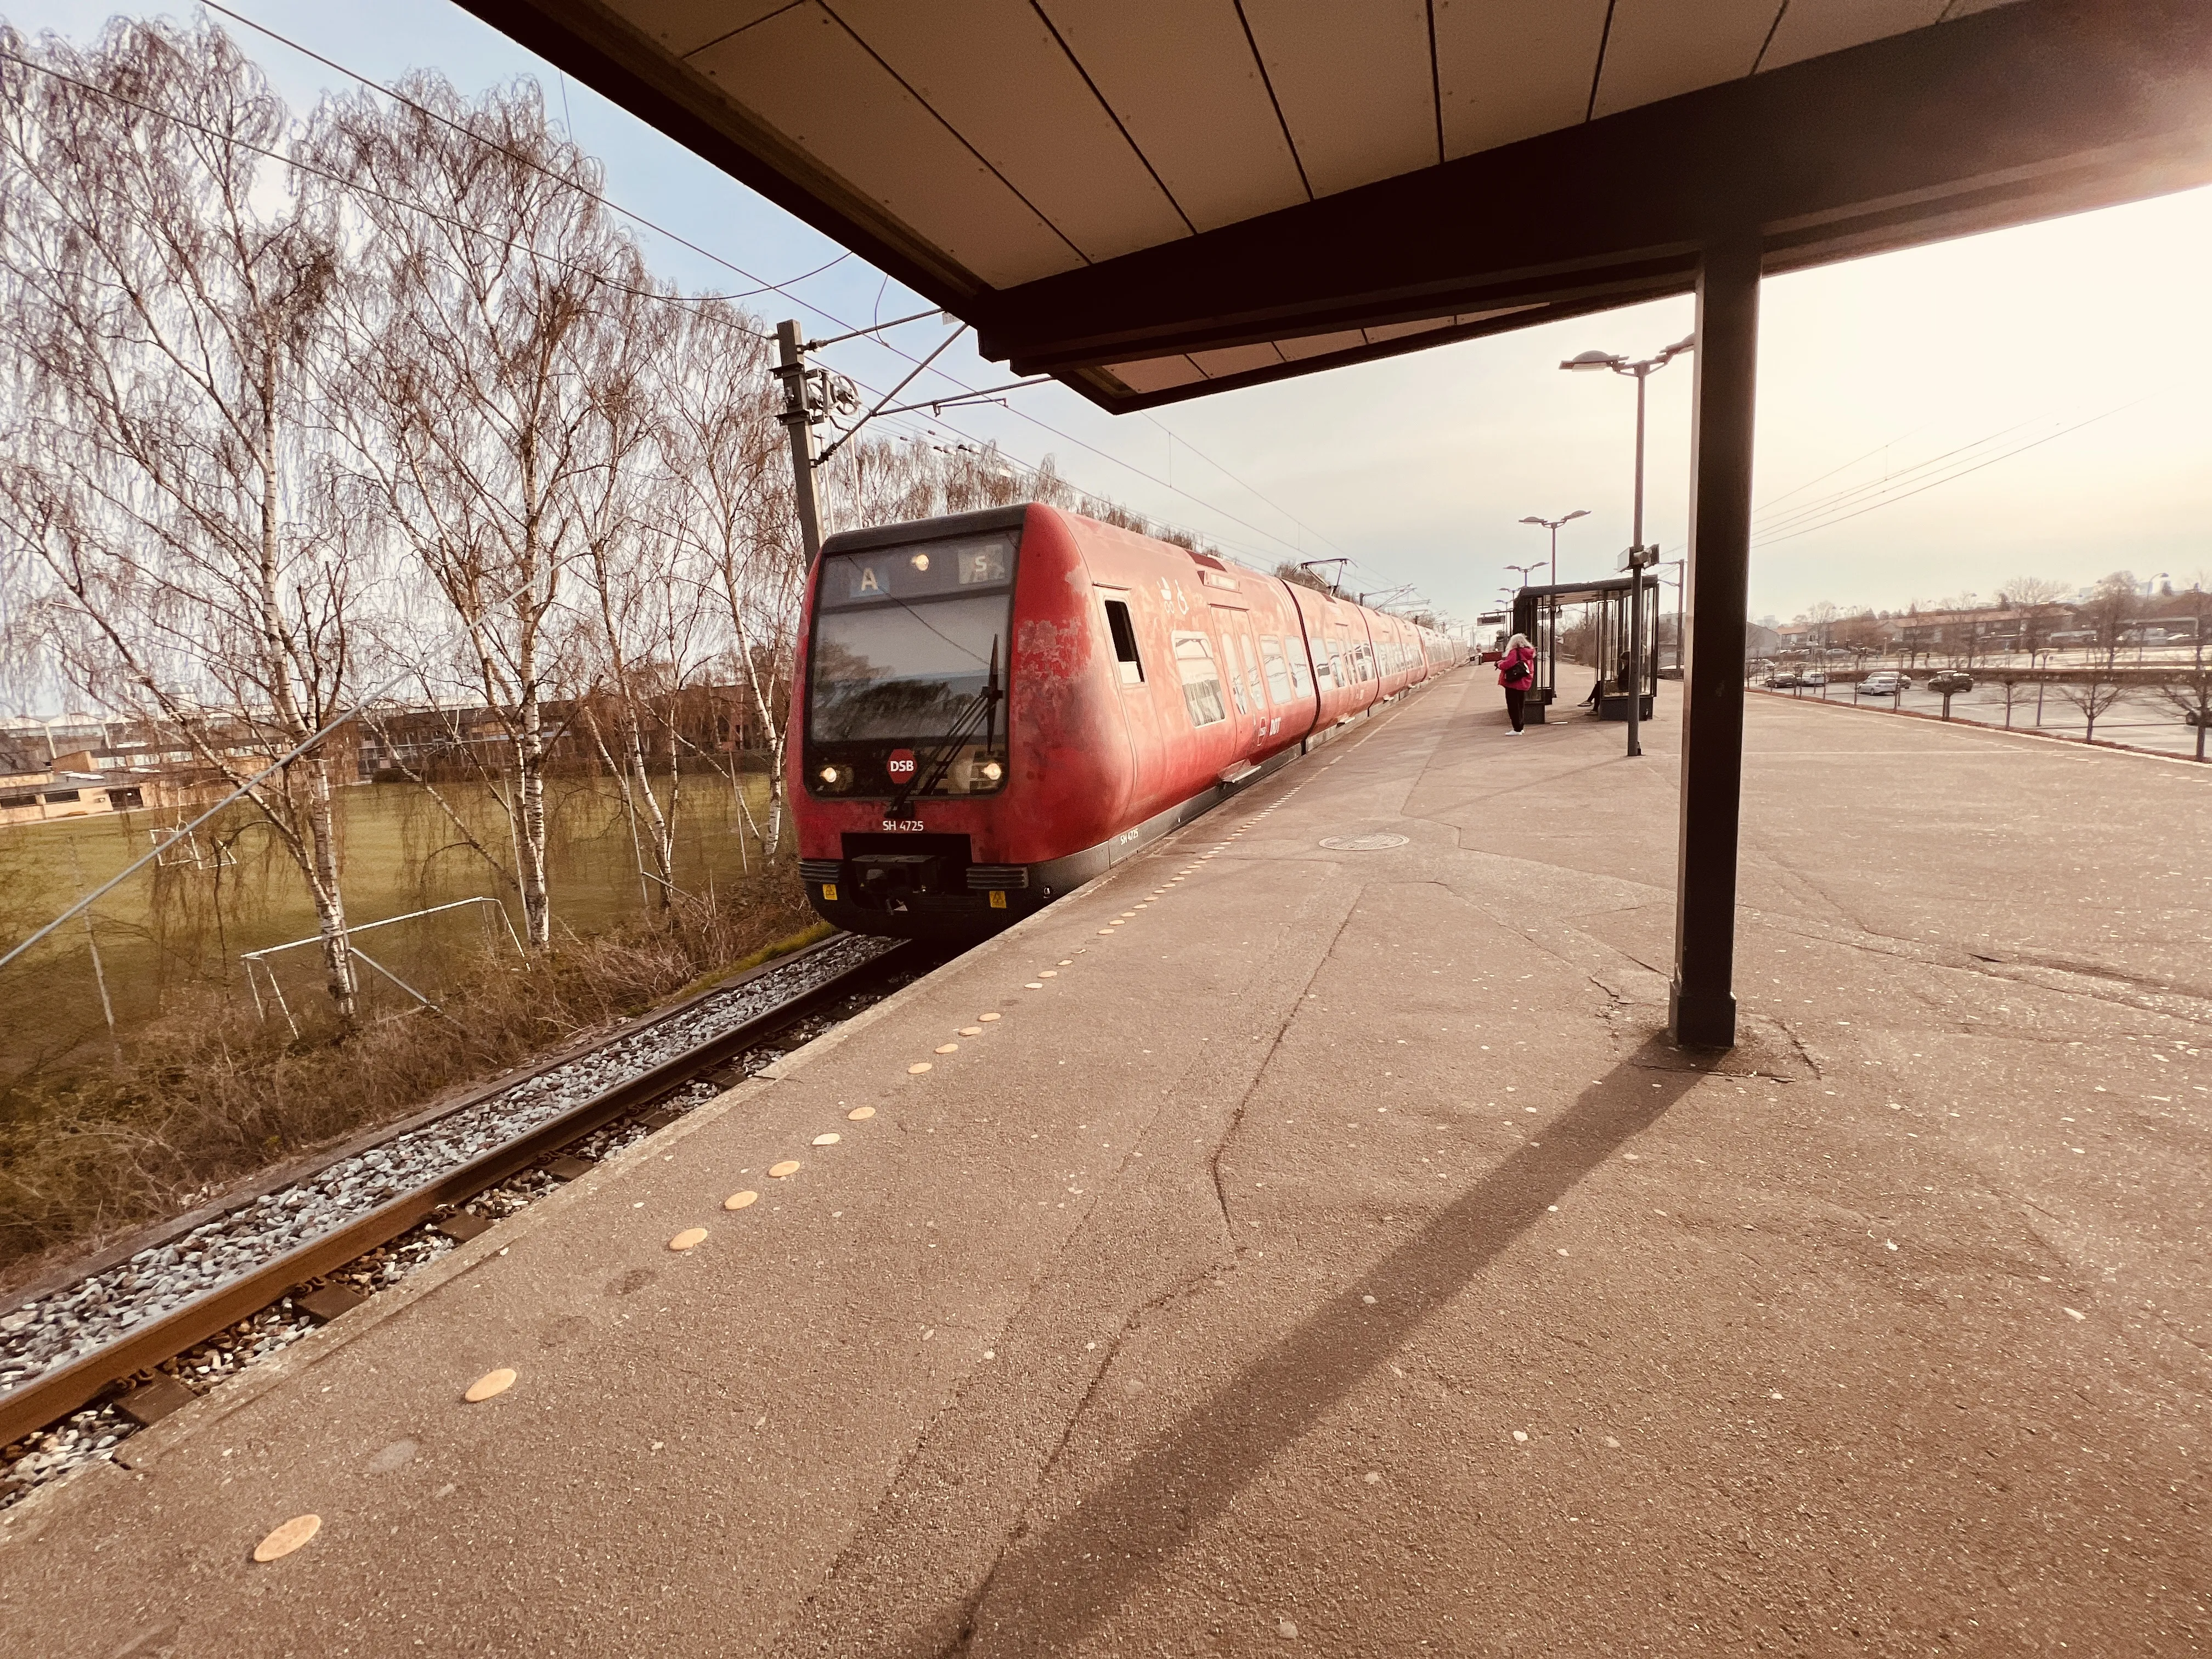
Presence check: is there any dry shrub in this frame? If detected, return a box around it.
[0,874,819,1289]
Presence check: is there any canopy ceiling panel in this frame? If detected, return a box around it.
[462,0,2212,410]
[1434,0,1614,161]
[1037,0,1309,234]
[1242,0,1440,198]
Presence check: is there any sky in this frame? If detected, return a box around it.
[9,0,2211,631]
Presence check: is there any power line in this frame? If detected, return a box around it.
[199,0,853,309]
[1756,393,2160,548]
[1752,414,2061,540]
[0,45,774,324]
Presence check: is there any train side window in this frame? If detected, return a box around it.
[1286,643,1313,696]
[1355,642,1374,682]
[1103,597,1144,684]
[1260,635,1294,703]
[1326,637,1345,686]
[1171,631,1228,727]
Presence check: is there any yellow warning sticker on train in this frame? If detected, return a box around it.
[821,883,838,901]
[988,890,1007,909]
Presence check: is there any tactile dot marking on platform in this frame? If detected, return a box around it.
[812,1132,841,1146]
[1318,833,1409,851]
[1025,982,1045,990]
[909,1062,934,1074]
[769,1160,801,1178]
[1097,929,1114,935]
[1057,960,1071,966]
[935,1042,959,1054]
[847,1106,876,1120]
[725,1190,760,1210]
[1039,970,1058,978]
[980,1013,1002,1022]
[253,1514,321,1562]
[960,1026,983,1036]
[465,1368,517,1403]
[668,1228,707,1252]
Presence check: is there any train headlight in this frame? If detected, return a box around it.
[818,764,840,786]
[980,759,1003,783]
[910,552,930,572]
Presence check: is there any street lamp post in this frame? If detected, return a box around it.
[1517,510,1588,586]
[1562,336,1695,758]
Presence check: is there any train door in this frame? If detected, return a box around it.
[1211,605,1266,758]
[1233,619,1278,746]
[1097,586,1166,815]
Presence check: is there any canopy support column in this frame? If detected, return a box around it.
[1669,239,1761,1048]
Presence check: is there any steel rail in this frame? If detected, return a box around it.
[0,938,915,1449]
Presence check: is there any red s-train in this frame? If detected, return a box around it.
[791,503,1458,941]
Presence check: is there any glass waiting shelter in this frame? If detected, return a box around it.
[1509,575,1661,725]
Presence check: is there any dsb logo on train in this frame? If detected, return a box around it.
[887,748,917,780]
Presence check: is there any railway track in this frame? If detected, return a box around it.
[0,930,921,1499]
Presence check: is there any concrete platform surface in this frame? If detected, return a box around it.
[1,674,2205,1657]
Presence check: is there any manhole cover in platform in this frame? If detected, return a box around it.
[1318,833,1409,851]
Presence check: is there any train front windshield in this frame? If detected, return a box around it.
[805,530,1015,797]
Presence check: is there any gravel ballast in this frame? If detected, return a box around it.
[0,934,893,1412]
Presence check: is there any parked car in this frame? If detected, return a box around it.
[1858,672,1910,696]
[1762,670,1801,688]
[1927,670,1973,693]
[1799,670,1827,687]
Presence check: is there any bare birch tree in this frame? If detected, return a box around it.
[651,299,806,859]
[572,299,711,907]
[315,76,643,949]
[0,20,365,1015]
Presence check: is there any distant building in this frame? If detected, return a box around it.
[0,758,216,829]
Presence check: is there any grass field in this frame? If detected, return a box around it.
[0,769,786,1081]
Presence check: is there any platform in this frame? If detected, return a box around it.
[2,676,2205,1655]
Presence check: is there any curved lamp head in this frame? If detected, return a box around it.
[1518,516,1546,526]
[1561,349,1622,371]
[1564,508,1590,522]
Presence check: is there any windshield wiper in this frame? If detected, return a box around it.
[883,637,1000,820]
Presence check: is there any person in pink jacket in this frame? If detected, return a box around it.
[1496,633,1537,733]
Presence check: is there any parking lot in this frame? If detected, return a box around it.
[1756,673,2209,759]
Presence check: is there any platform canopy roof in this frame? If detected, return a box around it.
[464,0,2212,410]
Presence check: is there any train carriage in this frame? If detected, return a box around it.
[792,503,1453,941]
